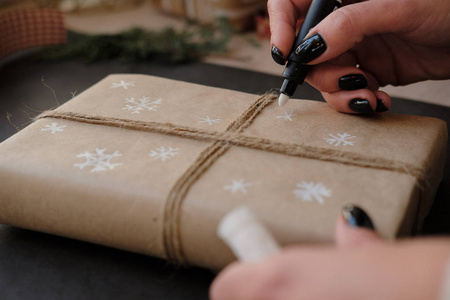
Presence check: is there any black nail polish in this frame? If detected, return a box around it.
[294,33,327,64]
[348,99,373,113]
[375,99,389,112]
[271,46,286,65]
[339,74,368,91]
[342,204,375,230]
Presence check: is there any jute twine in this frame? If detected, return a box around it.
[36,92,428,264]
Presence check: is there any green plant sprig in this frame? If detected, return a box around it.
[41,17,234,64]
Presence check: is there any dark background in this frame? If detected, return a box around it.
[0,51,449,300]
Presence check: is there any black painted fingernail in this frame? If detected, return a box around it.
[339,74,368,90]
[342,204,375,230]
[271,45,286,65]
[294,33,327,63]
[375,99,389,112]
[348,98,373,113]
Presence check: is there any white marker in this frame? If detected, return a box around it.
[217,206,280,262]
[278,93,290,106]
[278,0,343,106]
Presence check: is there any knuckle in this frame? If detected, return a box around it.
[267,0,275,12]
[390,0,420,32]
[330,8,362,39]
[312,72,326,90]
[267,0,296,27]
[307,66,330,92]
[269,10,295,36]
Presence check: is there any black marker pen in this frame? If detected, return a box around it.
[278,0,342,106]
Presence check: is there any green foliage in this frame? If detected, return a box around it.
[41,18,233,64]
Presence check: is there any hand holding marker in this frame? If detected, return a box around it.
[272,0,450,114]
[278,0,342,106]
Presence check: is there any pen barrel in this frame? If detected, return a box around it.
[290,0,342,61]
[282,61,310,84]
[280,0,341,95]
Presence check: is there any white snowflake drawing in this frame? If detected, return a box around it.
[324,133,356,147]
[198,116,220,125]
[293,181,331,205]
[276,110,296,121]
[122,96,162,114]
[149,147,179,162]
[41,122,66,134]
[111,80,134,89]
[73,148,122,173]
[224,179,252,194]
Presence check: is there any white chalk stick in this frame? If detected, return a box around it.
[218,206,280,262]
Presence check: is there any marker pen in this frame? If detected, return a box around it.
[278,0,342,106]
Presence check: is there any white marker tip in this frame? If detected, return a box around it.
[278,93,290,106]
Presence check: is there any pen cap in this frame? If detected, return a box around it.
[217,206,280,262]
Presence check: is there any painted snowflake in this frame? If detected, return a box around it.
[198,116,220,125]
[41,122,66,134]
[276,110,296,121]
[149,147,179,162]
[324,133,356,147]
[122,96,162,114]
[293,181,331,204]
[111,80,134,89]
[224,179,252,194]
[73,148,122,173]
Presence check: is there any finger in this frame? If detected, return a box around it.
[210,260,287,300]
[335,204,382,249]
[306,63,379,93]
[328,51,358,66]
[297,0,417,65]
[322,89,378,114]
[268,0,312,64]
[374,90,392,111]
[210,262,251,300]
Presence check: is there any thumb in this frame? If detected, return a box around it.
[335,204,382,249]
[300,0,415,65]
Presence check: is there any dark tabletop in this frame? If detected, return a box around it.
[0,52,449,300]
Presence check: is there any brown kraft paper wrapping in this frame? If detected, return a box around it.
[0,74,447,270]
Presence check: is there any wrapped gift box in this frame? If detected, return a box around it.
[0,74,447,270]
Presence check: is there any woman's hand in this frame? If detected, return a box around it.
[210,205,450,300]
[268,0,450,113]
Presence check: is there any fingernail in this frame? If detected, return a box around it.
[294,33,327,63]
[271,45,286,65]
[348,98,373,113]
[342,204,375,230]
[339,74,368,91]
[375,99,389,112]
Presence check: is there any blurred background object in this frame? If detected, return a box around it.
[0,0,448,105]
[149,0,266,30]
[0,1,66,59]
[0,0,267,30]
[59,0,146,12]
